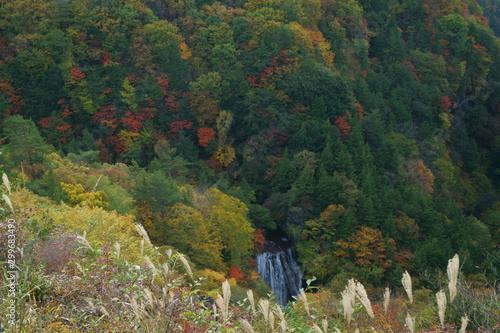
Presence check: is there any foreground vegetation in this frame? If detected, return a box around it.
[0,182,498,332]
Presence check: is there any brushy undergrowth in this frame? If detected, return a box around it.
[0,188,498,332]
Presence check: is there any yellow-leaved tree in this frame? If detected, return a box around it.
[198,188,254,265]
[60,182,110,208]
[157,203,226,271]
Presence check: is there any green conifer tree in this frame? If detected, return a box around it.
[1,115,54,165]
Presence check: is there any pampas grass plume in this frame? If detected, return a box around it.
[3,173,11,195]
[241,319,255,333]
[436,290,447,327]
[312,324,324,333]
[144,255,157,275]
[383,287,391,314]
[341,288,354,321]
[259,298,270,323]
[402,271,413,303]
[459,315,469,333]
[322,319,328,333]
[299,290,310,316]
[405,312,415,333]
[114,241,121,260]
[2,194,13,212]
[76,231,93,250]
[274,304,287,331]
[447,254,459,302]
[216,280,231,324]
[178,253,193,277]
[355,281,373,318]
[247,289,256,314]
[135,223,152,245]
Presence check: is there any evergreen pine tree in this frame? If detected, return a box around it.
[272,151,296,192]
[2,115,54,165]
[296,164,316,197]
[315,166,342,211]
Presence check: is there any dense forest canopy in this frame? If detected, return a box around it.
[1,0,500,287]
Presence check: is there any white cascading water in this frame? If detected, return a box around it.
[256,246,303,306]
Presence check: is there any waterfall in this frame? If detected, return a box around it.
[256,246,303,306]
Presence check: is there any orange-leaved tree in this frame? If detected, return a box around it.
[334,226,395,282]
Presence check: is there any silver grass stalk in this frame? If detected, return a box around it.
[144,256,157,275]
[91,175,102,192]
[347,279,357,304]
[75,262,86,275]
[355,281,374,318]
[143,288,154,306]
[216,280,231,324]
[405,312,415,333]
[76,231,93,250]
[140,239,144,256]
[269,311,275,332]
[2,194,13,212]
[3,173,11,195]
[333,328,341,333]
[447,254,459,303]
[215,295,227,323]
[99,305,109,317]
[299,290,310,316]
[259,299,270,325]
[129,296,141,318]
[322,319,328,333]
[402,271,413,303]
[459,315,469,333]
[383,287,391,314]
[341,289,354,321]
[222,279,231,311]
[247,289,256,314]
[114,241,121,260]
[165,248,173,258]
[134,223,152,245]
[274,305,287,331]
[436,290,447,327]
[355,329,360,333]
[163,263,170,277]
[178,253,193,277]
[241,319,255,333]
[312,324,324,333]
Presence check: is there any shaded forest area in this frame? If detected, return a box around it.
[1,0,500,287]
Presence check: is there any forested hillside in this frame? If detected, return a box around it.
[1,0,500,298]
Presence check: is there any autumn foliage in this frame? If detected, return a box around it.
[0,0,498,313]
[228,264,245,281]
[334,115,352,142]
[69,68,86,82]
[253,228,266,252]
[0,78,25,116]
[335,226,395,272]
[121,108,156,133]
[197,127,216,147]
[169,120,193,133]
[404,159,435,193]
[438,96,453,111]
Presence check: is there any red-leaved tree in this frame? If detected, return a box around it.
[197,127,216,147]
